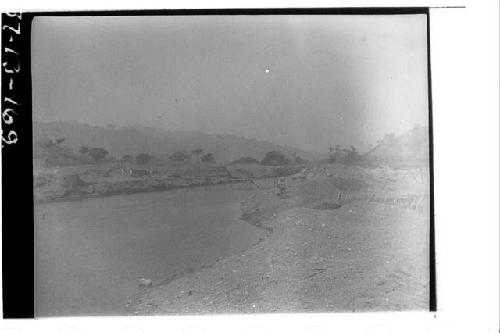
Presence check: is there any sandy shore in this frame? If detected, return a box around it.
[132,171,430,314]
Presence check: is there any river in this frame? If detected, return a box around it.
[34,184,267,316]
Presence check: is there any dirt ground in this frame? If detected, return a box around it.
[132,164,430,314]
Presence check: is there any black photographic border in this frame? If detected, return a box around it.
[1,7,435,318]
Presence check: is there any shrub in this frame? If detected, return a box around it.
[169,150,191,162]
[201,153,216,164]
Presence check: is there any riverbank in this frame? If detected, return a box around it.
[33,162,303,203]
[132,165,430,314]
[34,175,243,204]
[134,203,429,314]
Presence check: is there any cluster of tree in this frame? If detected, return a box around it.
[36,137,86,166]
[230,150,308,166]
[117,149,216,165]
[38,137,112,165]
[260,151,307,166]
[79,146,110,163]
[327,145,361,165]
[167,148,216,164]
[39,137,215,166]
[261,151,290,166]
[229,151,307,166]
[44,140,220,166]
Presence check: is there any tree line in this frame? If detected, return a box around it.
[230,151,308,166]
[41,137,219,165]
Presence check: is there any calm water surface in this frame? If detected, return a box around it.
[35,185,266,316]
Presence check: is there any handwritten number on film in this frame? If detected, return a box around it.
[1,12,22,147]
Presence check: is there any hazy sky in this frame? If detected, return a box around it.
[32,14,428,153]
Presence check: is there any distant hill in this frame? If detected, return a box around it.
[364,125,429,167]
[33,121,325,165]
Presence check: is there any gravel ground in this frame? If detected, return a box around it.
[132,196,429,314]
